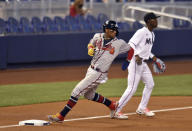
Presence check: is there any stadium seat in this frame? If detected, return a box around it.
[97,13,108,24]
[181,20,191,28]
[7,17,19,26]
[42,16,60,32]
[81,23,93,32]
[0,18,6,34]
[47,24,59,32]
[54,16,64,25]
[118,22,130,31]
[75,15,87,24]
[123,22,131,31]
[31,16,42,26]
[20,25,34,33]
[31,17,45,33]
[132,21,143,30]
[64,15,78,25]
[6,24,19,33]
[20,17,30,26]
[0,28,3,34]
[93,22,102,31]
[59,23,70,32]
[32,24,43,33]
[173,19,180,28]
[173,19,191,28]
[86,15,97,24]
[43,16,53,25]
[70,23,82,32]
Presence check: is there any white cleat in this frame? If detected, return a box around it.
[110,101,119,119]
[136,108,155,117]
[112,112,128,120]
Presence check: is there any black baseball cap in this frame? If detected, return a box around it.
[144,12,160,23]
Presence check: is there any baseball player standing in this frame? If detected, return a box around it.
[112,12,166,119]
[48,20,133,122]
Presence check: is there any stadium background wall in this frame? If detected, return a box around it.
[0,29,192,69]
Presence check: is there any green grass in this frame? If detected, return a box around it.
[0,74,192,107]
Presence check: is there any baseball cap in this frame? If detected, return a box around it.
[144,12,160,23]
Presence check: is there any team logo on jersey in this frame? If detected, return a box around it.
[145,38,152,45]
[101,44,115,54]
[95,39,115,54]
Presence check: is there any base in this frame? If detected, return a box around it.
[19,119,50,126]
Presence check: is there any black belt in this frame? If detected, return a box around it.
[143,59,148,63]
[91,65,108,73]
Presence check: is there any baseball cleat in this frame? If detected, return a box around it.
[109,101,119,119]
[112,112,128,119]
[47,113,64,123]
[136,108,155,117]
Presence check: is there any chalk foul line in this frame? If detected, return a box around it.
[0,106,192,128]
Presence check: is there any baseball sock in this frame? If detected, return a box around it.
[59,96,78,118]
[92,93,115,110]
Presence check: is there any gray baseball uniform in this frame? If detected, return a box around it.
[72,33,131,99]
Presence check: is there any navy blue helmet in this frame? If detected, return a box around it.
[103,20,119,36]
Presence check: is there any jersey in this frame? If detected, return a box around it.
[116,27,156,113]
[71,33,131,99]
[129,27,155,60]
[90,33,131,72]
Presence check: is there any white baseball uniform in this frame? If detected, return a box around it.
[116,26,155,113]
[72,33,131,100]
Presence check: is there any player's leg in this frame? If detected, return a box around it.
[136,63,155,116]
[84,86,117,112]
[48,68,101,122]
[114,60,143,118]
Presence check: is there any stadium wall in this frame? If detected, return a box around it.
[0,29,192,69]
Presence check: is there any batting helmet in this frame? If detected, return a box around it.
[103,20,119,36]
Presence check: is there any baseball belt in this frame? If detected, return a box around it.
[143,59,148,63]
[91,65,108,73]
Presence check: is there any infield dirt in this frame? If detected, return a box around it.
[0,60,192,131]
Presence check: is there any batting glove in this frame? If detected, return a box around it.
[87,43,95,56]
[121,60,130,71]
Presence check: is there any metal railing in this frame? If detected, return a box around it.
[121,4,192,29]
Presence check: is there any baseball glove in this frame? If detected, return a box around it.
[152,58,166,73]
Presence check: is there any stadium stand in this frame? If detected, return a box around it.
[31,17,44,33]
[0,18,6,34]
[0,0,192,70]
[173,19,191,28]
[132,21,143,30]
[0,0,191,35]
[97,13,109,24]
[118,22,131,31]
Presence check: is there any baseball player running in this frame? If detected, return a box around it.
[48,20,133,122]
[112,12,166,119]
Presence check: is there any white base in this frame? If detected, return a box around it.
[19,120,50,126]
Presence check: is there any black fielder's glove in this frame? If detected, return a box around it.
[152,58,166,74]
[121,60,130,71]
